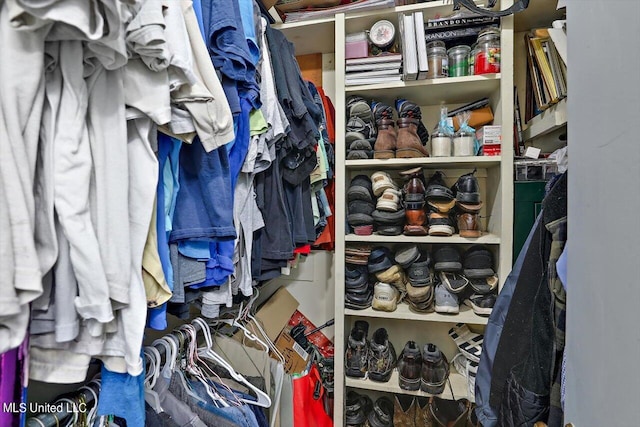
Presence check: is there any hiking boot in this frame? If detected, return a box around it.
[372,102,396,159]
[372,282,399,312]
[421,344,450,394]
[433,245,463,272]
[428,397,472,427]
[426,171,454,201]
[462,245,495,279]
[394,395,417,427]
[451,170,481,204]
[397,341,423,391]
[345,321,370,378]
[397,117,430,158]
[367,328,397,382]
[365,397,394,427]
[435,283,459,314]
[395,99,429,158]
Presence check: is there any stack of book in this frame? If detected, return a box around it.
[345,53,403,86]
[425,11,500,48]
[524,21,567,121]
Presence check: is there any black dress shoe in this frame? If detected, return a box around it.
[451,170,480,204]
[426,171,454,201]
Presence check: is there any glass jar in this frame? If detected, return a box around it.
[447,45,471,77]
[453,128,476,156]
[474,27,501,75]
[430,129,452,157]
[468,43,477,75]
[426,41,448,79]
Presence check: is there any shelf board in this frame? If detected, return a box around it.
[346,370,472,401]
[273,17,336,55]
[345,303,489,325]
[345,74,501,107]
[514,0,565,32]
[345,233,501,245]
[523,98,567,141]
[345,156,501,170]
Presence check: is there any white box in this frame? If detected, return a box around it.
[476,125,502,145]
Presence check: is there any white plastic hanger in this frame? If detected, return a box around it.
[143,346,164,412]
[240,290,286,364]
[192,317,272,408]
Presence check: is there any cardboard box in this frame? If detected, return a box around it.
[234,287,299,349]
[273,330,310,374]
[482,144,502,156]
[477,125,502,145]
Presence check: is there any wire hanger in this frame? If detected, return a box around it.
[192,318,272,408]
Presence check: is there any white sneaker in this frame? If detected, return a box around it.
[376,188,402,212]
[371,171,398,197]
[372,282,399,312]
[434,283,459,314]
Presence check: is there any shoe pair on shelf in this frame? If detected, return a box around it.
[373,99,430,159]
[397,341,450,394]
[432,245,498,316]
[346,96,376,160]
[346,392,394,427]
[345,322,397,383]
[394,395,481,427]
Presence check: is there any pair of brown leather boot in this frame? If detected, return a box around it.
[394,395,480,427]
[373,101,430,159]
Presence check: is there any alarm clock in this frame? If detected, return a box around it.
[367,19,396,51]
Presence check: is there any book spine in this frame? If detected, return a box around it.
[426,16,499,29]
[424,25,497,42]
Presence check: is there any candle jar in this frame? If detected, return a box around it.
[448,45,470,77]
[430,130,452,157]
[426,41,448,79]
[453,128,476,156]
[469,43,477,75]
[474,27,501,75]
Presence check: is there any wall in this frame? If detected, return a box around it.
[565,0,640,425]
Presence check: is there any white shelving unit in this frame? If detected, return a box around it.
[277,1,514,424]
[523,97,567,141]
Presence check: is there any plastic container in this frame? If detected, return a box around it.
[515,159,558,181]
[474,27,501,74]
[447,45,471,77]
[426,41,448,79]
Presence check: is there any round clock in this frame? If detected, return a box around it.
[368,19,396,50]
